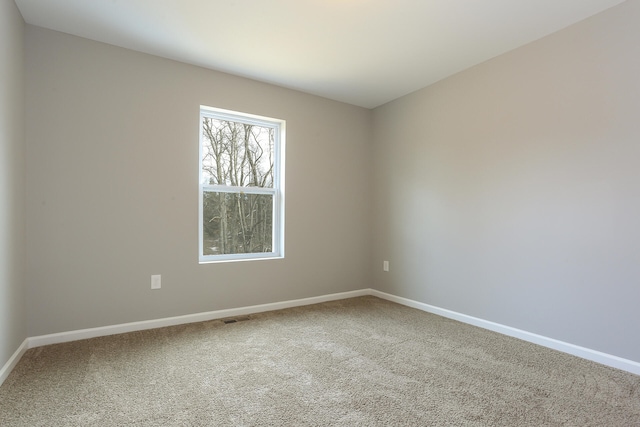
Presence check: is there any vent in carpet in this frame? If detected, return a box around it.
[221,315,251,324]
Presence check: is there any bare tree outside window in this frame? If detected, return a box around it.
[199,108,284,262]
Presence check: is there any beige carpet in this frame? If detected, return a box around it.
[1,296,639,426]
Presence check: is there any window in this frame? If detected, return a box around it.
[199,106,285,263]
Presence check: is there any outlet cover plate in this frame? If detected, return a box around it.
[151,274,161,289]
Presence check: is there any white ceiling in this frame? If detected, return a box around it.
[15,0,627,108]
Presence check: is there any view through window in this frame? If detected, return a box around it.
[199,106,284,262]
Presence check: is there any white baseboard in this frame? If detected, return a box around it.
[370,289,640,376]
[3,287,638,387]
[27,289,370,348]
[0,339,29,387]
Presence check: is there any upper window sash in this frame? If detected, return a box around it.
[199,109,283,190]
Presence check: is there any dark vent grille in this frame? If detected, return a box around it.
[221,315,251,324]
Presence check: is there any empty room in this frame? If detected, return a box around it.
[1,0,639,425]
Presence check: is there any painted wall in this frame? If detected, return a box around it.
[0,0,26,368]
[25,26,372,336]
[372,0,640,362]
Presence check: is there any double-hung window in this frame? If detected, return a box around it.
[199,106,285,263]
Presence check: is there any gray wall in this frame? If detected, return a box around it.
[0,0,26,368]
[372,0,640,362]
[25,26,372,336]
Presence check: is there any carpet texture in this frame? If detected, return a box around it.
[1,296,639,426]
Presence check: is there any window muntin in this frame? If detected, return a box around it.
[199,106,284,263]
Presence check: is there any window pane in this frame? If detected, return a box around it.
[202,191,273,255]
[201,118,275,188]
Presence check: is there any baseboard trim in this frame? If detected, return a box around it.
[27,289,370,349]
[370,289,640,376]
[0,339,29,387]
[5,288,639,385]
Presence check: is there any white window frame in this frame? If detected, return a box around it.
[198,106,285,263]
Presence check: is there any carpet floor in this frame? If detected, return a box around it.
[1,296,639,426]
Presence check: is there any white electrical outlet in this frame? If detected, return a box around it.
[383,261,389,272]
[151,274,161,289]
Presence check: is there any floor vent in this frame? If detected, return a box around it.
[222,315,251,324]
